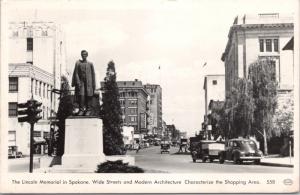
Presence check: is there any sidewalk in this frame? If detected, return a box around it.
[260,155,294,168]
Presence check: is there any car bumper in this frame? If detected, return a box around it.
[240,156,262,160]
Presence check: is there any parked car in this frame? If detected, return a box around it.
[190,140,225,163]
[218,138,263,164]
[8,146,23,158]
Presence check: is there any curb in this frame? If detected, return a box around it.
[260,162,293,168]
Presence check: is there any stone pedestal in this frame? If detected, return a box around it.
[62,117,105,170]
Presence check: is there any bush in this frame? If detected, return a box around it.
[95,160,144,173]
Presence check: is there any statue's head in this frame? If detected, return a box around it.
[81,50,88,61]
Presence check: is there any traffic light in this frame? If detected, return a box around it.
[17,99,42,124]
[32,101,42,123]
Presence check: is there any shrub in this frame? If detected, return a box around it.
[95,160,144,173]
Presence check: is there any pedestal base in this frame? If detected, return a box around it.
[62,117,105,170]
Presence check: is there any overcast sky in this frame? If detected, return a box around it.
[7,0,296,136]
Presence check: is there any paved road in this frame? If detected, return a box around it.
[7,146,293,173]
[127,146,293,173]
[8,156,41,173]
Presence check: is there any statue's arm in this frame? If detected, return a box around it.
[71,62,79,87]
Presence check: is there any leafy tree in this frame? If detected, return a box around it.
[273,96,294,137]
[56,76,73,156]
[102,61,124,155]
[222,78,255,139]
[248,59,278,155]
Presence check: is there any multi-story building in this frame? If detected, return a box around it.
[203,74,225,115]
[221,13,294,100]
[101,79,149,136]
[8,21,67,155]
[144,84,162,136]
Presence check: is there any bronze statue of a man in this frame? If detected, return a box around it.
[72,50,96,116]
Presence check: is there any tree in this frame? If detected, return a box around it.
[222,78,255,139]
[102,61,124,155]
[248,59,278,155]
[56,76,73,156]
[273,96,294,137]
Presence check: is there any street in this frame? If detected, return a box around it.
[7,146,293,173]
[127,146,293,173]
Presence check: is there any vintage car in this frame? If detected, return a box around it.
[161,141,171,154]
[218,138,263,164]
[190,140,225,163]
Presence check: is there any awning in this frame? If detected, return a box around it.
[283,37,294,50]
[34,137,46,145]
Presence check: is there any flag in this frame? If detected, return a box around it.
[203,62,207,67]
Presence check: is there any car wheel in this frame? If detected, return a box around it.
[254,159,260,165]
[219,155,224,164]
[202,157,207,163]
[192,158,196,163]
[233,154,239,164]
[209,158,214,163]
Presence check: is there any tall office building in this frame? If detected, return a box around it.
[8,21,67,155]
[144,84,162,136]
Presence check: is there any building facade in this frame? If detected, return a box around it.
[144,84,162,136]
[221,13,294,98]
[8,21,67,155]
[113,80,149,136]
[203,75,225,115]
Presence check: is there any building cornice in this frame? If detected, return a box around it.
[9,63,54,85]
[221,23,294,61]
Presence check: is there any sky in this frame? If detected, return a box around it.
[7,0,297,137]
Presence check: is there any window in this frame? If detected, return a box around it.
[259,39,264,52]
[33,131,41,137]
[39,81,42,96]
[266,39,272,52]
[274,39,279,52]
[130,100,137,105]
[259,38,279,53]
[35,80,38,95]
[41,30,48,36]
[27,38,33,51]
[130,116,137,122]
[43,83,46,98]
[129,108,137,114]
[8,130,16,141]
[8,102,18,117]
[9,77,18,92]
[12,31,18,37]
[212,80,217,85]
[43,132,49,139]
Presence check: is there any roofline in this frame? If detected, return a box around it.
[221,22,294,61]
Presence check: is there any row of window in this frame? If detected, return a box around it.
[12,30,48,38]
[259,38,279,53]
[9,77,53,101]
[120,91,138,98]
[119,99,137,106]
[31,79,54,100]
[33,131,50,138]
[121,107,137,115]
[8,102,51,120]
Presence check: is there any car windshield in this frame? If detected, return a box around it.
[238,140,257,150]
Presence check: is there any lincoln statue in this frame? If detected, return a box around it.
[71,50,96,116]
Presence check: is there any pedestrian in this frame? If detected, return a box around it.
[136,140,141,153]
[178,144,183,153]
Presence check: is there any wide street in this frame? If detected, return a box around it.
[127,146,293,173]
[7,146,293,173]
